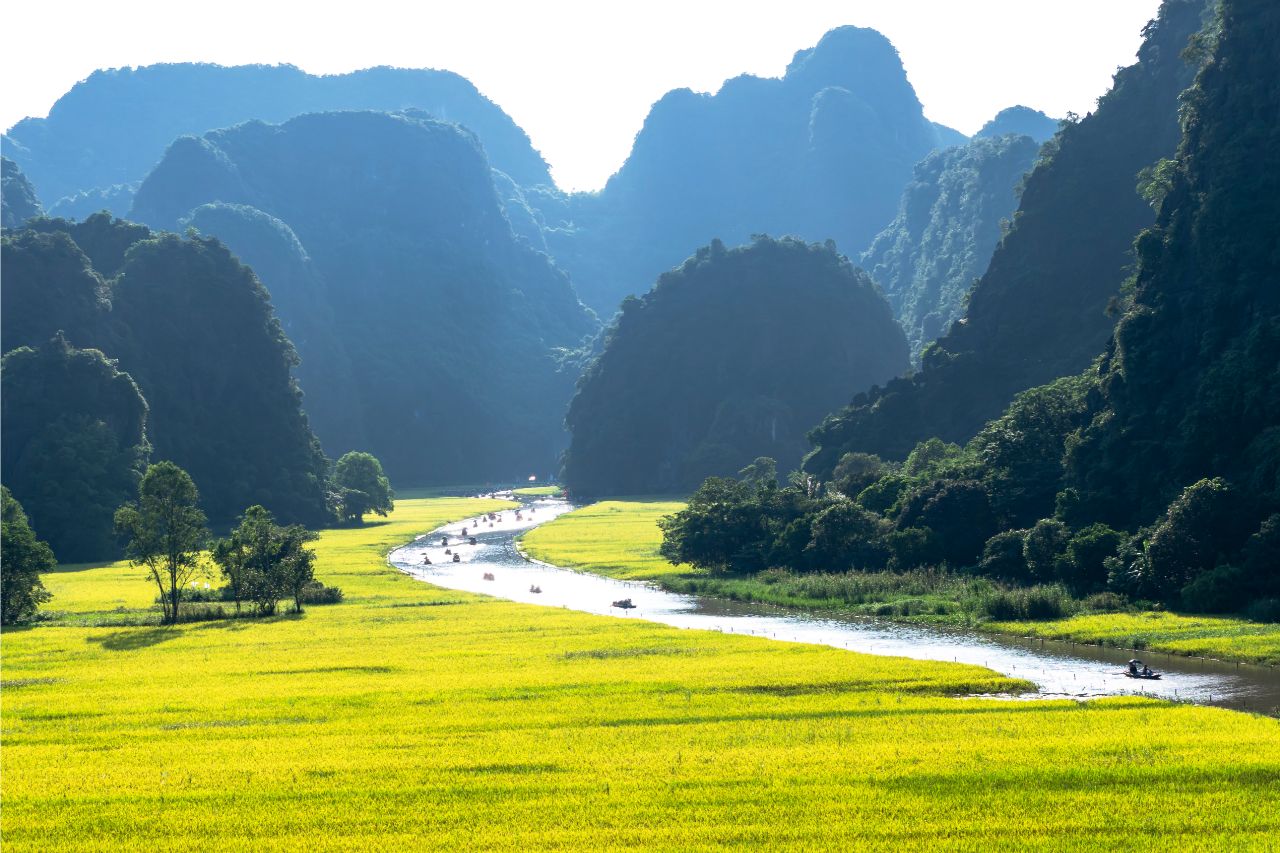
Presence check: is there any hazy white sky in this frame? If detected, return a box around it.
[2,0,1162,191]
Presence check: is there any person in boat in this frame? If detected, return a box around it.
[441,536,449,547]
[1129,659,1140,675]
[452,553,461,563]
[1143,664,1153,676]
[422,555,432,565]
[469,537,477,545]
[462,527,469,537]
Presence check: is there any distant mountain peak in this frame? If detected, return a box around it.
[975,106,1059,143]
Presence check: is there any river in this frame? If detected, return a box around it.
[389,495,1280,716]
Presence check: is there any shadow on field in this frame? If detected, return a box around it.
[89,626,183,651]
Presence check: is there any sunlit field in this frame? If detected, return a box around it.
[4,496,1279,850]
[520,499,691,580]
[523,499,1280,667]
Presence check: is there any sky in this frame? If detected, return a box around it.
[2,0,1163,192]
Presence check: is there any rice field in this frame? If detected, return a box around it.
[991,612,1280,667]
[512,485,563,497]
[3,496,1279,850]
[522,499,1280,667]
[520,499,691,580]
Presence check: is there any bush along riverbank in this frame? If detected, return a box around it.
[520,499,1280,667]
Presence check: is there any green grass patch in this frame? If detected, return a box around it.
[4,496,1279,849]
[512,485,563,497]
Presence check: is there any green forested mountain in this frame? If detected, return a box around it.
[2,157,43,228]
[1066,0,1280,541]
[1,215,332,543]
[667,0,1278,614]
[563,237,909,496]
[975,106,1059,143]
[861,133,1041,361]
[806,0,1210,475]
[2,63,551,209]
[130,111,598,484]
[1,334,149,562]
[530,26,956,316]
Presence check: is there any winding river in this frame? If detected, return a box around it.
[389,495,1280,716]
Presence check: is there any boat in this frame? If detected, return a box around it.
[1125,659,1162,679]
[611,598,636,609]
[529,585,542,594]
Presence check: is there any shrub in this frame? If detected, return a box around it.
[1180,564,1249,613]
[980,584,1075,621]
[298,582,344,605]
[1244,598,1280,623]
[1081,591,1127,612]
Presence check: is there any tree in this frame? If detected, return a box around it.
[1142,478,1246,601]
[1,487,55,625]
[212,505,275,614]
[333,452,394,524]
[979,530,1030,582]
[805,500,890,571]
[1024,519,1069,584]
[830,452,889,500]
[114,462,209,624]
[278,525,319,613]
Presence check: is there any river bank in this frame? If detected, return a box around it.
[519,499,1280,668]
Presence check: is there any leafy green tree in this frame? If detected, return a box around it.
[884,527,939,571]
[1,487,55,625]
[658,477,763,573]
[278,525,319,613]
[830,452,889,499]
[979,530,1030,582]
[114,462,209,624]
[1024,519,1069,584]
[1142,479,1246,600]
[896,480,997,567]
[333,452,394,524]
[805,500,890,570]
[212,505,276,614]
[1061,523,1123,593]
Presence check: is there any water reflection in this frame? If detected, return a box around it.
[390,497,1280,715]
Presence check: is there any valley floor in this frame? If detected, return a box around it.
[3,497,1278,850]
[520,500,1280,667]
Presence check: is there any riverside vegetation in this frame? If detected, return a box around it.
[4,495,1280,850]
[522,499,1280,666]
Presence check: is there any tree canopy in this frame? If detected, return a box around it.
[333,452,395,524]
[1,486,55,625]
